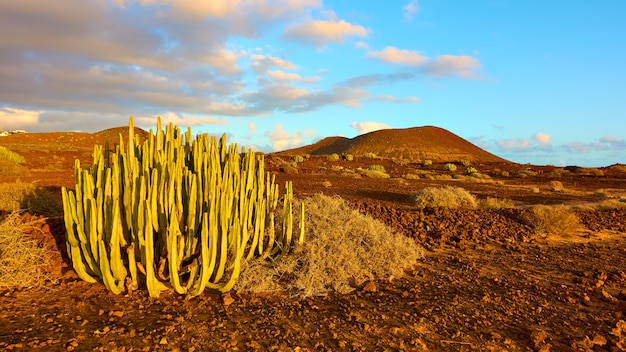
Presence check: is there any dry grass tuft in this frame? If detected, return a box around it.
[235,194,425,297]
[480,197,515,209]
[596,200,626,210]
[412,186,478,208]
[0,213,53,288]
[0,181,35,213]
[521,205,581,236]
[0,182,63,216]
[0,160,30,177]
[548,180,565,192]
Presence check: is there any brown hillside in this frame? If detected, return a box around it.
[95,126,149,144]
[279,126,507,163]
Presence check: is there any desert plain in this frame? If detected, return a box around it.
[0,125,625,351]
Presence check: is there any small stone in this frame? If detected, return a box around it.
[592,334,607,346]
[222,293,235,306]
[362,281,377,293]
[159,338,168,345]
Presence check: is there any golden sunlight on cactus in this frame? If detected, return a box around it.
[61,117,303,297]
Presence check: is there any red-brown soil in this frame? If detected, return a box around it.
[1,129,626,351]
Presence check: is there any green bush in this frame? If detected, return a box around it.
[458,160,470,166]
[292,155,305,163]
[343,154,354,161]
[422,160,432,166]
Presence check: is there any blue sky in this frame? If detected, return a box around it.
[0,1,624,167]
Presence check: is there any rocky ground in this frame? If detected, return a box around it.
[1,134,626,351]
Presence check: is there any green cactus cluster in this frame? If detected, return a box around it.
[61,117,304,297]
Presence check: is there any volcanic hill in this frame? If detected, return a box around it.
[278,126,508,163]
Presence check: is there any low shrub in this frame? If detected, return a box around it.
[327,153,340,161]
[363,170,390,179]
[368,164,386,173]
[363,152,377,159]
[444,163,457,172]
[0,213,53,288]
[596,200,626,210]
[480,197,515,209]
[465,167,478,175]
[235,194,425,297]
[521,205,580,236]
[0,181,35,213]
[343,154,354,161]
[549,180,565,192]
[412,186,478,209]
[422,160,433,166]
[0,160,30,177]
[458,160,470,166]
[292,155,305,163]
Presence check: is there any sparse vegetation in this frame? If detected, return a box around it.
[235,194,424,297]
[465,167,478,175]
[480,197,515,209]
[327,153,340,161]
[412,186,478,208]
[444,163,457,172]
[0,213,53,288]
[0,181,36,213]
[0,146,25,164]
[343,154,354,161]
[515,168,538,178]
[522,205,580,236]
[596,199,626,210]
[422,159,432,166]
[368,164,386,173]
[549,180,565,192]
[546,169,570,178]
[458,160,470,166]
[292,155,305,163]
[363,152,377,159]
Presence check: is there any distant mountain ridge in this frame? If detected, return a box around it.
[278,126,508,163]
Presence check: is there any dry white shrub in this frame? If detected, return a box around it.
[235,194,424,297]
[0,213,52,288]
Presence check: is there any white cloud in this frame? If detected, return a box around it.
[402,0,419,21]
[134,112,228,129]
[351,121,392,135]
[533,132,551,145]
[264,124,316,151]
[367,47,482,78]
[497,138,530,151]
[282,16,368,47]
[367,46,428,66]
[423,55,482,78]
[267,70,321,82]
[251,54,297,75]
[0,107,40,130]
[369,95,420,103]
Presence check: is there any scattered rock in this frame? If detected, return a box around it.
[362,281,377,293]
